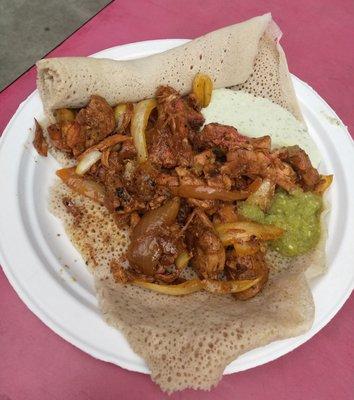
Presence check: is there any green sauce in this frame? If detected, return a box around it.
[239,190,322,257]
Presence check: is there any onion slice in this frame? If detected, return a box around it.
[201,277,260,294]
[132,279,202,295]
[77,134,132,161]
[175,252,191,270]
[314,174,333,195]
[75,150,102,176]
[132,277,260,296]
[56,167,105,204]
[215,221,284,241]
[171,185,250,201]
[130,98,157,163]
[192,73,213,108]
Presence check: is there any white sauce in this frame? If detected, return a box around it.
[202,89,321,166]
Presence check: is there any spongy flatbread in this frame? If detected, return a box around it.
[49,182,315,392]
[42,14,325,392]
[37,13,302,122]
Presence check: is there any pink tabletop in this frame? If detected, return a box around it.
[0,1,353,399]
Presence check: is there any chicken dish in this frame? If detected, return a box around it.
[33,74,332,300]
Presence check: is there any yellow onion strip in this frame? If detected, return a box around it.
[171,185,250,201]
[101,147,111,168]
[314,174,333,195]
[132,277,260,296]
[132,279,202,295]
[114,103,133,132]
[130,98,157,163]
[219,231,250,246]
[77,134,132,161]
[215,221,284,241]
[246,178,275,211]
[56,167,105,204]
[54,108,76,123]
[175,252,191,270]
[233,241,260,256]
[201,277,260,294]
[75,150,102,176]
[192,73,213,108]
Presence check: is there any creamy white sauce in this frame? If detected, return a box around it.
[202,89,321,166]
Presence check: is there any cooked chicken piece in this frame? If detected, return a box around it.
[147,86,204,168]
[251,135,271,151]
[61,121,86,156]
[157,86,205,131]
[98,161,144,216]
[127,164,157,202]
[193,149,223,179]
[76,95,115,148]
[186,211,225,279]
[50,98,117,156]
[223,148,272,176]
[47,123,70,152]
[270,158,298,192]
[154,172,179,187]
[184,93,206,128]
[207,174,232,190]
[177,199,194,225]
[148,187,172,210]
[32,119,48,156]
[193,150,216,171]
[196,123,272,154]
[275,145,320,190]
[227,251,269,300]
[187,198,218,212]
[223,149,298,192]
[96,157,172,220]
[118,140,137,160]
[174,167,218,211]
[148,126,193,168]
[47,120,85,156]
[195,123,248,153]
[175,166,204,186]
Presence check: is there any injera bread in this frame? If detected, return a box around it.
[41,14,326,392]
[37,13,303,121]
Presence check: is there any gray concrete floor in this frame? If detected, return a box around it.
[0,0,111,91]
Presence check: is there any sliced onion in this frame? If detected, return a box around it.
[75,150,102,175]
[132,277,260,296]
[132,279,202,295]
[201,278,260,294]
[246,178,275,211]
[215,221,284,241]
[171,185,250,201]
[114,103,133,132]
[219,230,251,246]
[130,98,157,163]
[78,134,131,161]
[192,73,213,108]
[175,252,191,270]
[56,167,105,204]
[314,174,333,195]
[233,241,260,256]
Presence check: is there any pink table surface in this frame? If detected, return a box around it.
[0,1,353,399]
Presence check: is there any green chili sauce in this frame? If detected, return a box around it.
[239,190,322,257]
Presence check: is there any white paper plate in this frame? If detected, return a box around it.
[0,39,353,375]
